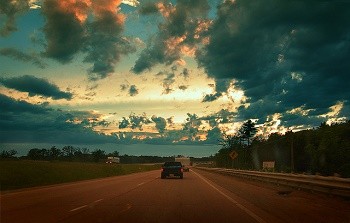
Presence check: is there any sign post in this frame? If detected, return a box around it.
[229,150,238,169]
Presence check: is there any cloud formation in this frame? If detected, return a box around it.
[0,0,31,36]
[0,93,116,144]
[41,0,136,80]
[196,0,350,125]
[0,75,73,100]
[129,85,139,96]
[0,47,46,68]
[132,0,211,73]
[151,115,167,134]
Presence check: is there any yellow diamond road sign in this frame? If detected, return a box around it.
[229,150,238,160]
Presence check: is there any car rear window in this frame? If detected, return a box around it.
[163,162,182,167]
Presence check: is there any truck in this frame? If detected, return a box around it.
[161,161,183,179]
[106,156,120,164]
[175,157,191,172]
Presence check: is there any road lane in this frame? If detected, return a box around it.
[2,168,350,223]
[1,171,159,223]
[59,169,260,223]
[194,168,350,223]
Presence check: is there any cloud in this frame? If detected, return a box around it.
[138,2,159,15]
[151,115,167,134]
[120,84,129,91]
[178,85,188,91]
[0,93,116,144]
[0,0,31,36]
[0,47,46,68]
[196,0,350,126]
[0,75,73,100]
[84,14,136,81]
[0,93,49,114]
[118,113,151,130]
[121,0,140,7]
[129,85,139,96]
[181,68,189,79]
[41,0,86,63]
[132,0,211,74]
[41,0,136,80]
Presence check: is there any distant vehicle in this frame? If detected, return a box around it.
[161,161,183,179]
[106,156,120,164]
[175,157,191,172]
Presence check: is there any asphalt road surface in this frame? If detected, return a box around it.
[1,168,350,223]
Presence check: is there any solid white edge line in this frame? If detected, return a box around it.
[192,169,266,223]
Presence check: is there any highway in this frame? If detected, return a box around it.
[1,168,350,223]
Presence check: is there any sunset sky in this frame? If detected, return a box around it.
[1,0,349,149]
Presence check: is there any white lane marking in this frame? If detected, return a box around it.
[192,170,266,223]
[70,205,88,212]
[137,182,145,186]
[70,199,103,212]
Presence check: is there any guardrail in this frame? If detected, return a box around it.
[194,167,350,199]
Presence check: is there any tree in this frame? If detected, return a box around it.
[91,149,106,162]
[0,150,17,158]
[238,119,257,147]
[62,146,76,158]
[27,148,48,160]
[49,146,61,160]
[218,133,241,150]
[107,150,120,157]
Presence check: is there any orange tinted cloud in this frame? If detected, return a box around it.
[56,0,124,23]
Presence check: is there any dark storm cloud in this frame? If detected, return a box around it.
[41,0,136,80]
[0,0,30,36]
[0,93,49,114]
[132,0,210,73]
[0,93,116,144]
[0,47,46,68]
[41,0,85,63]
[84,13,136,81]
[196,0,350,124]
[0,75,73,100]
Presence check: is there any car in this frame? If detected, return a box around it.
[161,161,184,179]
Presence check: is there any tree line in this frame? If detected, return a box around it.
[0,146,182,164]
[215,120,350,177]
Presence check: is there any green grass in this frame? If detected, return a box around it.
[0,160,161,191]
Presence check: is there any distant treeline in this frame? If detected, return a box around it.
[0,146,212,164]
[215,121,350,177]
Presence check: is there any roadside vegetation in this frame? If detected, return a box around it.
[216,120,350,177]
[0,160,161,191]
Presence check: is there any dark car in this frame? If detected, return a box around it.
[161,161,184,179]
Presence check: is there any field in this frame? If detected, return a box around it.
[0,160,161,191]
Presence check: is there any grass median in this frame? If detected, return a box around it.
[0,160,161,191]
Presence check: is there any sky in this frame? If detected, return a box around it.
[1,0,350,149]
